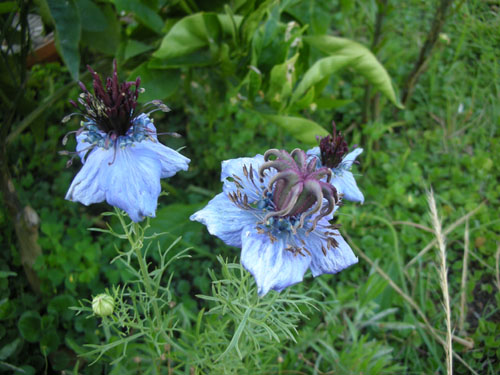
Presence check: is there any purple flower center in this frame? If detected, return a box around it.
[70,60,141,137]
[319,122,348,168]
[258,149,339,232]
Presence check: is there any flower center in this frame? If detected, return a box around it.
[258,148,339,232]
[70,60,141,138]
[319,122,348,169]
[80,114,155,150]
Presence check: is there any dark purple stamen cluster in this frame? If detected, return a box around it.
[319,122,349,168]
[259,149,339,231]
[70,60,141,137]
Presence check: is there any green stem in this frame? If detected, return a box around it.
[115,209,170,344]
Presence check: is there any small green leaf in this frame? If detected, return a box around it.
[261,114,328,145]
[128,63,180,102]
[47,295,76,321]
[304,35,402,108]
[0,338,22,360]
[18,311,42,343]
[115,0,164,33]
[40,329,61,355]
[47,0,81,80]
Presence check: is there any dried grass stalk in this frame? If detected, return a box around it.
[427,189,452,375]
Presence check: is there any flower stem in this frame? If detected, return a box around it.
[115,209,170,344]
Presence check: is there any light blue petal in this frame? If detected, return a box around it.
[190,193,256,247]
[221,154,265,181]
[103,146,162,222]
[220,155,273,203]
[304,228,358,277]
[135,113,158,140]
[306,146,320,159]
[76,130,104,163]
[241,226,311,296]
[65,147,111,205]
[331,171,364,203]
[135,141,190,178]
[339,148,363,169]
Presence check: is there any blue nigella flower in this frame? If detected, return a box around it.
[190,149,358,296]
[307,123,364,203]
[62,61,190,222]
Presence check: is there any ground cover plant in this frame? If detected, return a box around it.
[0,0,498,374]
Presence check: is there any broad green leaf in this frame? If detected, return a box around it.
[0,271,16,278]
[315,97,352,110]
[149,50,215,69]
[247,66,262,101]
[80,4,120,55]
[128,63,180,102]
[0,2,17,14]
[304,35,402,108]
[261,114,328,144]
[290,85,315,112]
[18,311,42,343]
[241,0,275,45]
[154,13,221,59]
[75,0,107,32]
[267,53,298,106]
[154,13,243,60]
[123,39,154,60]
[46,0,81,80]
[115,0,164,33]
[291,55,352,104]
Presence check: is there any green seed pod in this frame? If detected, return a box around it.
[92,294,114,317]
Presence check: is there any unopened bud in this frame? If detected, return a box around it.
[439,33,450,45]
[92,293,114,317]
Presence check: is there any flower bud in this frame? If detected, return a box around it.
[439,33,451,45]
[92,293,114,317]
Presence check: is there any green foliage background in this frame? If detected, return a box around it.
[0,0,498,374]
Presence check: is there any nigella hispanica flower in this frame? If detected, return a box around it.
[307,123,364,203]
[62,61,190,222]
[190,149,357,296]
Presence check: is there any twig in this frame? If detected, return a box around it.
[459,219,470,333]
[427,190,452,375]
[495,244,500,292]
[400,0,454,106]
[405,202,485,269]
[362,0,388,124]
